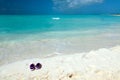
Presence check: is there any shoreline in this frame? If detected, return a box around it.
[0,36,120,66]
[0,45,120,80]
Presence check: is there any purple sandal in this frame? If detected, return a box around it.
[30,63,35,71]
[36,63,42,70]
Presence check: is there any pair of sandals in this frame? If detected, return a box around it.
[30,63,42,71]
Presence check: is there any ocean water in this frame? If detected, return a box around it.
[0,15,120,40]
[0,15,120,65]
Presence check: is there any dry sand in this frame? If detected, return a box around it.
[0,45,120,80]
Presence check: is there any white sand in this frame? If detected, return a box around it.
[0,45,120,80]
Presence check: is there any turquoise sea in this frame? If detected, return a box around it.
[0,15,120,40]
[0,15,120,65]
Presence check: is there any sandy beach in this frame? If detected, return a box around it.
[0,45,120,80]
[0,0,120,79]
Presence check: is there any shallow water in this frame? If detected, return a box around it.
[0,15,120,65]
[0,15,120,40]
